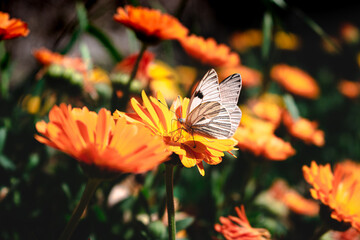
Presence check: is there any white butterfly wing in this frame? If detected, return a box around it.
[219,73,242,136]
[185,101,232,139]
[187,69,221,115]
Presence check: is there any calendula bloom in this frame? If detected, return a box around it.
[34,48,87,73]
[248,94,284,127]
[340,23,360,44]
[234,113,295,161]
[338,80,360,99]
[35,104,170,176]
[148,60,182,101]
[116,91,237,176]
[180,34,240,67]
[218,65,262,87]
[0,11,29,40]
[114,5,188,44]
[229,29,263,52]
[330,227,360,240]
[303,161,360,231]
[214,205,271,240]
[269,179,319,216]
[270,64,320,99]
[274,31,300,50]
[283,111,325,147]
[113,51,154,83]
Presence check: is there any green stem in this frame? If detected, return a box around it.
[165,163,176,240]
[309,223,330,240]
[112,42,148,111]
[58,178,102,240]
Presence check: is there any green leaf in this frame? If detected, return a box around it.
[176,217,194,232]
[283,94,300,119]
[87,24,123,62]
[0,127,7,153]
[80,42,92,70]
[148,220,167,239]
[76,2,88,31]
[92,205,107,222]
[261,11,273,60]
[0,154,15,170]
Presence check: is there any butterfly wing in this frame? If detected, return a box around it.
[185,101,232,139]
[219,73,242,136]
[187,69,221,115]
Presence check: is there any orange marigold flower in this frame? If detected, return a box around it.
[233,114,295,161]
[330,227,360,240]
[114,51,154,82]
[229,29,263,52]
[180,34,240,67]
[114,5,188,44]
[218,65,262,87]
[35,104,170,176]
[274,31,300,50]
[269,179,319,216]
[0,11,29,40]
[340,22,360,44]
[33,48,87,73]
[270,64,320,99]
[303,160,360,231]
[215,205,271,240]
[248,94,284,127]
[116,91,237,176]
[338,80,360,99]
[283,111,325,147]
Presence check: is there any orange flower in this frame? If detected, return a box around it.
[34,48,87,73]
[270,64,320,99]
[283,111,325,147]
[338,80,360,99]
[229,29,263,52]
[233,114,295,161]
[340,23,360,44]
[180,34,240,67]
[114,5,188,44]
[0,11,29,40]
[248,94,284,127]
[218,65,262,87]
[113,51,154,82]
[215,205,271,240]
[116,91,237,176]
[269,179,319,216]
[303,160,360,231]
[274,31,300,50]
[35,104,170,176]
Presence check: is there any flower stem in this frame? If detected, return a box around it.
[310,223,330,240]
[165,163,176,240]
[112,42,148,111]
[58,178,102,240]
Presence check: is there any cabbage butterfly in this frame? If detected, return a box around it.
[180,69,242,139]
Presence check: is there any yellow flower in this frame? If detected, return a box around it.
[117,91,237,176]
[229,29,263,52]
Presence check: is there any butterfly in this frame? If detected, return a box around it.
[179,68,242,139]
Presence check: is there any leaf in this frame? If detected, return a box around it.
[0,127,7,153]
[176,217,194,232]
[76,2,88,31]
[148,220,167,239]
[87,24,123,62]
[283,94,300,120]
[261,11,273,60]
[0,154,15,170]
